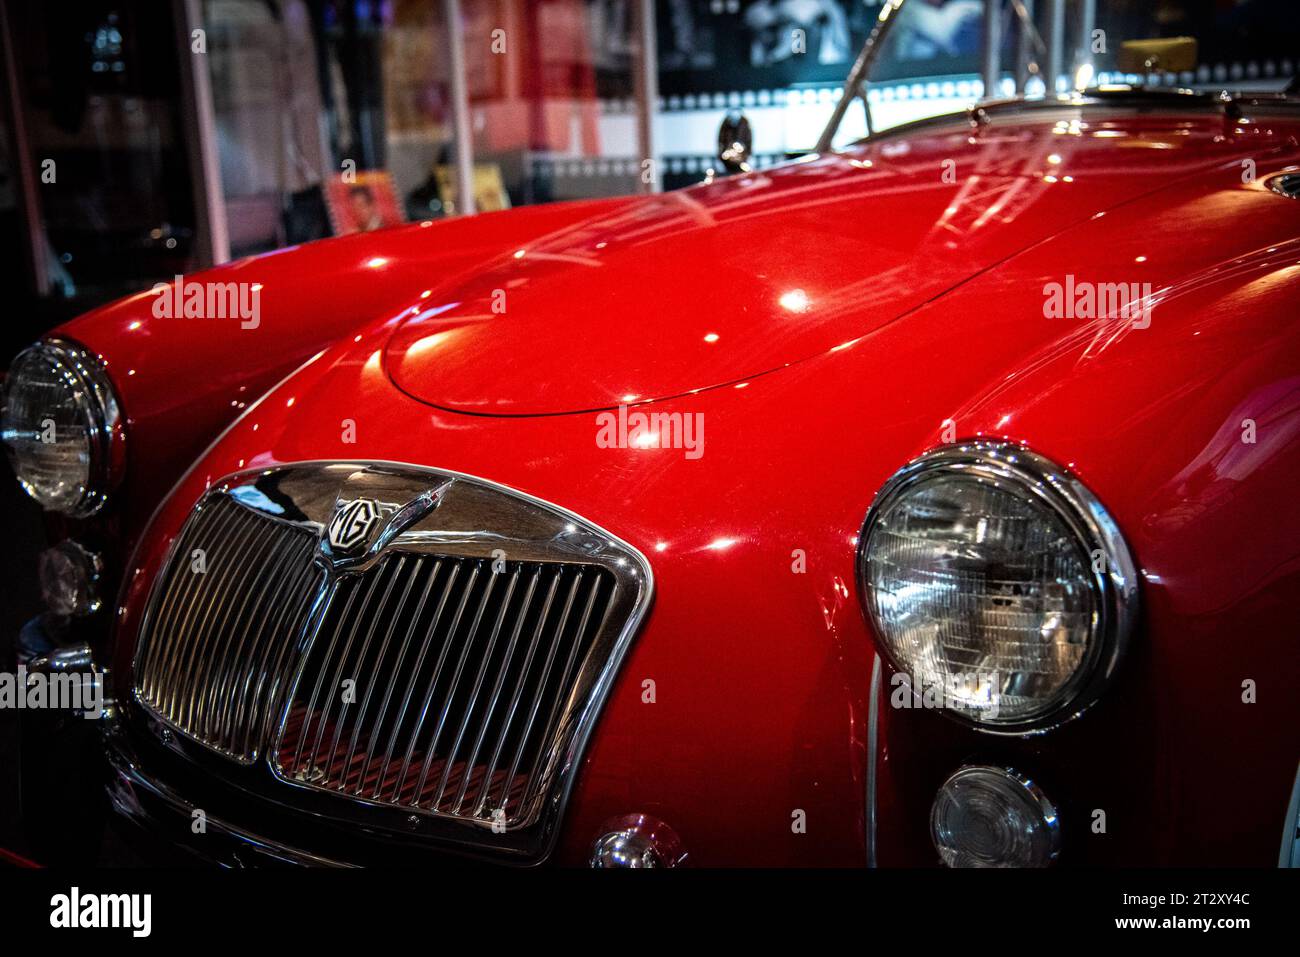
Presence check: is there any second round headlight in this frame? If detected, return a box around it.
[858,442,1138,731]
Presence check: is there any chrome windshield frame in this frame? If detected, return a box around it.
[815,0,1053,153]
[815,0,909,153]
[815,0,1300,155]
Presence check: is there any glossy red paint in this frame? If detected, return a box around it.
[58,199,630,545]
[57,103,1300,865]
[385,111,1292,415]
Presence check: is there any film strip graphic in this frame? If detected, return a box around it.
[591,58,1297,115]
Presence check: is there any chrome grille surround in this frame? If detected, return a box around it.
[130,461,653,860]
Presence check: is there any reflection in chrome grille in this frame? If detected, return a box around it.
[275,555,615,826]
[134,496,323,762]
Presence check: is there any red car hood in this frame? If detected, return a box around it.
[386,111,1286,415]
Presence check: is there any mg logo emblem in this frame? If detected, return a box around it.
[319,475,451,567]
[327,498,383,554]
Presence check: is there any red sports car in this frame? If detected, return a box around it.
[4,26,1300,867]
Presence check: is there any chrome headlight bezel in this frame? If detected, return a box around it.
[1,338,125,517]
[857,441,1139,735]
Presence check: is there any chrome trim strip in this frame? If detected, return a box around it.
[856,441,1140,735]
[866,652,881,867]
[105,739,354,867]
[1281,761,1300,868]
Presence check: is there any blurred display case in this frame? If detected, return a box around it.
[2,0,1297,339]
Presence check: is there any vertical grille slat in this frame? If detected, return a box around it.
[472,569,560,816]
[498,569,585,815]
[374,561,460,801]
[290,579,362,775]
[520,572,607,804]
[138,505,211,697]
[134,497,321,762]
[194,519,280,739]
[305,575,369,781]
[453,567,540,816]
[340,557,421,794]
[390,563,477,804]
[177,511,263,729]
[358,559,443,797]
[222,541,313,749]
[431,566,522,812]
[236,557,321,757]
[412,564,502,807]
[157,501,246,717]
[318,560,405,788]
[276,556,621,829]
[133,464,646,851]
[206,533,296,745]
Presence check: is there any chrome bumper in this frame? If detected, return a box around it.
[103,736,351,867]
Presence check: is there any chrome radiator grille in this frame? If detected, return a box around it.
[130,462,651,857]
[275,555,615,826]
[134,495,323,762]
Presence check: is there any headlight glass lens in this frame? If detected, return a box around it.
[860,444,1136,730]
[930,766,1059,868]
[1,341,120,515]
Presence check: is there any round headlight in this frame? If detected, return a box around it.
[858,442,1138,731]
[1,339,123,516]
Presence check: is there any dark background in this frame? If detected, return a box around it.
[0,462,45,863]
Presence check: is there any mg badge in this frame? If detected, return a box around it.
[328,498,384,554]
[321,474,451,566]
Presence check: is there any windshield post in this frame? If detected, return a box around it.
[1074,0,1098,90]
[814,0,909,154]
[1044,0,1066,93]
[981,0,1001,100]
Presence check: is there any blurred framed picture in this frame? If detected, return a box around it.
[434,164,512,214]
[325,171,406,235]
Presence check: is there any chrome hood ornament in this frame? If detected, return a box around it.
[317,467,451,568]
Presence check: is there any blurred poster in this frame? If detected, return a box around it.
[587,0,635,73]
[893,0,982,61]
[744,0,851,66]
[657,0,983,94]
[325,171,405,235]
